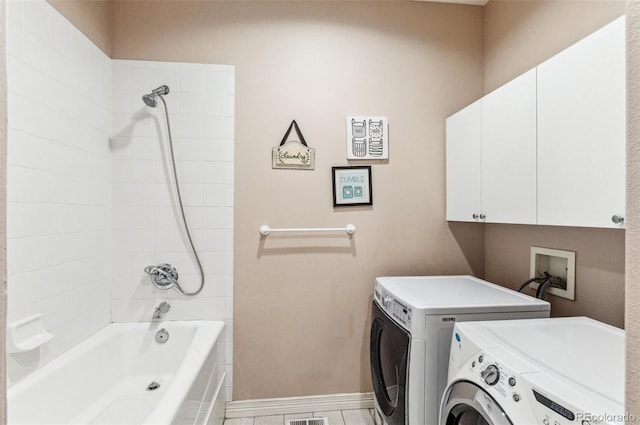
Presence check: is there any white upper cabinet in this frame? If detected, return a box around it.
[446,16,625,228]
[446,100,481,222]
[482,69,537,224]
[445,70,536,224]
[537,16,625,228]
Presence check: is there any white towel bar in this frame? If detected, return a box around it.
[260,224,356,236]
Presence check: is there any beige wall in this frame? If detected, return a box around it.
[626,0,640,417]
[484,0,625,93]
[47,0,111,56]
[485,224,625,326]
[111,1,485,399]
[482,0,627,328]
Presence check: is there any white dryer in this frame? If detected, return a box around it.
[441,317,625,425]
[369,275,550,425]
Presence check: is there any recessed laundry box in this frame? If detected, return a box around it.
[369,275,550,425]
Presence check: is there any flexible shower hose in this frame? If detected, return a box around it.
[158,95,205,296]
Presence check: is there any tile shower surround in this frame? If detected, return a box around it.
[6,0,112,386]
[6,0,234,400]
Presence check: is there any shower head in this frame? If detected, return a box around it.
[142,93,157,107]
[142,85,170,107]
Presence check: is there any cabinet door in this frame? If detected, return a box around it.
[481,69,537,224]
[446,100,481,222]
[537,16,625,228]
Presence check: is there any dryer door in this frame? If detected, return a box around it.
[370,301,409,425]
[440,381,512,425]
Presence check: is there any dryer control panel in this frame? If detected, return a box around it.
[374,286,412,326]
[392,299,411,325]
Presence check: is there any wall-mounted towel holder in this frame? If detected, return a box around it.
[260,224,356,236]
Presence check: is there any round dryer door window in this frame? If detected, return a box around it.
[441,381,513,425]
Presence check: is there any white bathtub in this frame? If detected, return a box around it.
[8,321,226,425]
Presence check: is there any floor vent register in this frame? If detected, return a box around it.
[286,418,329,425]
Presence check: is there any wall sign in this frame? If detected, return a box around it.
[346,116,389,160]
[332,166,373,207]
[272,120,315,170]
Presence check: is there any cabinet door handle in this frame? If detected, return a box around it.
[472,213,479,220]
[612,215,624,224]
[479,214,486,220]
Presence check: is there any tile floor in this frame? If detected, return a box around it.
[223,408,376,425]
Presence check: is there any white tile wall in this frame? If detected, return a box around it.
[111,59,234,400]
[6,1,235,399]
[6,0,112,386]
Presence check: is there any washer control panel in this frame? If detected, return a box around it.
[527,383,620,425]
[468,352,522,406]
[527,388,591,425]
[461,351,619,425]
[451,327,622,425]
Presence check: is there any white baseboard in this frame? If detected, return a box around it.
[225,392,375,418]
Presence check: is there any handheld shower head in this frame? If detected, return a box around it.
[142,85,170,107]
[142,93,157,107]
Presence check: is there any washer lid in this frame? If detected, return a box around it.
[470,317,624,408]
[376,275,550,314]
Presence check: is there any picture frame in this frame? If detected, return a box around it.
[346,116,389,160]
[332,166,373,207]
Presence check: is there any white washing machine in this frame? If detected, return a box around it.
[369,275,550,425]
[441,317,625,425]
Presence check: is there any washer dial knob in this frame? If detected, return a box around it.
[481,364,500,386]
[382,296,393,307]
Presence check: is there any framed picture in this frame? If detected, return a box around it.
[346,116,389,160]
[332,166,373,207]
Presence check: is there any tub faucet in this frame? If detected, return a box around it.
[153,302,171,320]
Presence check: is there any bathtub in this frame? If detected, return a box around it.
[8,321,226,425]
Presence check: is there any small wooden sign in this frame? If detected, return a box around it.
[272,120,315,170]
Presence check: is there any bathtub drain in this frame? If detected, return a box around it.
[147,381,161,391]
[155,328,169,344]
